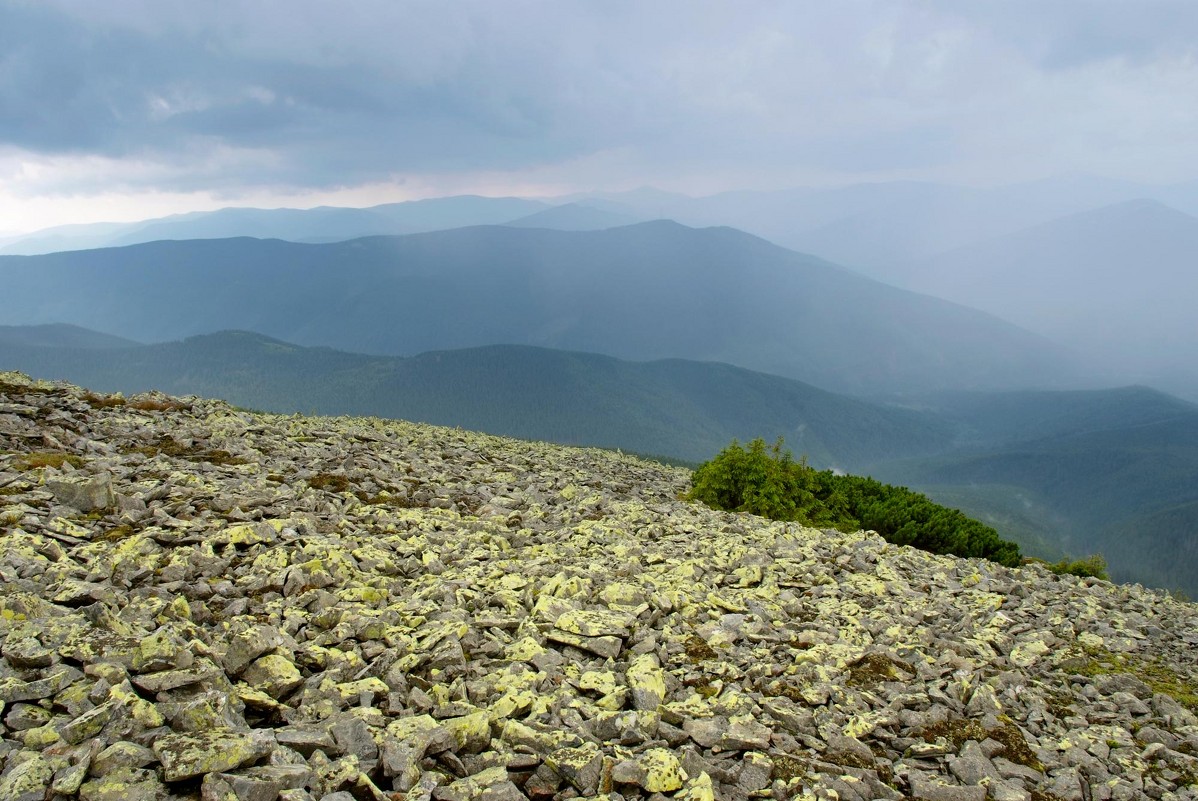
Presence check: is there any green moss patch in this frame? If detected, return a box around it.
[1072,647,1198,712]
[94,525,137,542]
[847,653,913,687]
[12,451,86,471]
[308,473,352,493]
[127,436,246,467]
[771,754,806,782]
[916,717,1042,771]
[683,635,717,663]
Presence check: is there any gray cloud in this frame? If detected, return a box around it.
[2,0,1197,197]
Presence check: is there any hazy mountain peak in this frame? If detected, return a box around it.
[503,202,644,231]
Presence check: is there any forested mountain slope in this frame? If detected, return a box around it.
[0,221,1081,395]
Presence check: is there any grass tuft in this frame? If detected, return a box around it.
[12,451,85,471]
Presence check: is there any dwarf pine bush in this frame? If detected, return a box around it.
[690,437,1022,567]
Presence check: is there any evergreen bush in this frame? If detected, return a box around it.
[690,437,1023,567]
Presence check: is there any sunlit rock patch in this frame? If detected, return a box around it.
[0,370,1196,801]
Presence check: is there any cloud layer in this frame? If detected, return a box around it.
[2,0,1197,227]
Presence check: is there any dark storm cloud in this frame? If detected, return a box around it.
[929,0,1198,69]
[0,1,603,187]
[2,0,1197,196]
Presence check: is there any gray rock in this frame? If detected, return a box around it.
[718,718,773,751]
[201,765,311,801]
[683,716,727,748]
[91,741,158,776]
[949,740,1003,785]
[825,733,876,769]
[1095,673,1153,699]
[46,472,114,512]
[222,624,289,676]
[545,630,623,659]
[4,703,52,731]
[910,773,987,801]
[330,716,378,766]
[275,725,338,757]
[132,658,222,693]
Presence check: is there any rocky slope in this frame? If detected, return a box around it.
[0,371,1196,801]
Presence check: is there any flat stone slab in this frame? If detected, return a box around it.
[152,728,276,781]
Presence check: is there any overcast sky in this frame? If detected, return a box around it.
[3,0,1197,234]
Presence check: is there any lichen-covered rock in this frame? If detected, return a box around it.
[1,373,1196,801]
[442,710,492,755]
[626,652,666,711]
[152,728,276,781]
[241,653,304,698]
[131,627,192,674]
[613,747,686,792]
[0,753,54,801]
[545,743,604,794]
[77,768,166,801]
[91,742,158,777]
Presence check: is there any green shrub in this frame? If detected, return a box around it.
[1047,554,1109,580]
[690,437,1022,567]
[691,438,809,521]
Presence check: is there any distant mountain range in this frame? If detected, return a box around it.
[0,323,141,350]
[11,173,1198,266]
[576,174,1198,272]
[903,199,1198,399]
[7,176,1196,398]
[0,329,952,469]
[0,221,1081,396]
[504,202,644,231]
[0,195,553,254]
[3,325,1196,597]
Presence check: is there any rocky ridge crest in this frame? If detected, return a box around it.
[0,371,1196,801]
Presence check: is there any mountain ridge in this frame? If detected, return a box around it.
[0,220,1083,396]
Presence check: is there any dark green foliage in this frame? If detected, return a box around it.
[690,438,1022,567]
[691,438,819,523]
[1045,554,1110,580]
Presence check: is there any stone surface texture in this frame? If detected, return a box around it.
[0,371,1196,801]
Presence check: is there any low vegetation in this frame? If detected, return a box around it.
[689,437,1022,566]
[1072,646,1198,713]
[1046,554,1110,580]
[11,451,86,471]
[126,435,245,466]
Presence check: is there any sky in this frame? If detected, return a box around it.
[3,0,1198,235]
